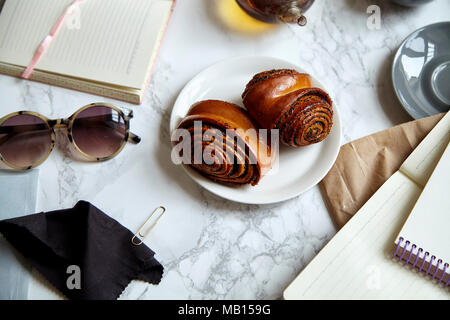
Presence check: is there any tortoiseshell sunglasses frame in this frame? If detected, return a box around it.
[0,102,141,170]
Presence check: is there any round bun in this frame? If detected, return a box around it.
[242,69,333,147]
[172,100,276,186]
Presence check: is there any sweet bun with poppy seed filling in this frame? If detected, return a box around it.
[242,69,333,147]
[172,100,276,186]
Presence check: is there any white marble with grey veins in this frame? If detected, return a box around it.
[0,0,449,299]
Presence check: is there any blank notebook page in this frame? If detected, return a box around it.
[0,0,172,88]
[397,143,450,272]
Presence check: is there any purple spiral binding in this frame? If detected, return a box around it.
[425,256,435,276]
[433,259,442,280]
[419,252,429,272]
[412,248,423,269]
[394,237,449,286]
[393,237,404,257]
[400,240,410,261]
[406,244,416,265]
[440,263,449,283]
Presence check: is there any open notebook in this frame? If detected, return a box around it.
[0,0,174,104]
[284,111,450,299]
[394,142,450,285]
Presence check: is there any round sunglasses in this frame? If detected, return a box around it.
[0,103,141,170]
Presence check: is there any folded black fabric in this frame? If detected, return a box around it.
[0,200,163,300]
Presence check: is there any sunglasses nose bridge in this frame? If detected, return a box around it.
[48,118,69,130]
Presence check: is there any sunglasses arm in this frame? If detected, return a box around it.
[128,132,141,144]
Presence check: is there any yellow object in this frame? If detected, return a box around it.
[215,0,278,34]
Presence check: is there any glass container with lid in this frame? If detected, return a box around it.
[235,0,315,26]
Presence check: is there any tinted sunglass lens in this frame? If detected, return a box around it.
[71,106,127,159]
[0,114,52,168]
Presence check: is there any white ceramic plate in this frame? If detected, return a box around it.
[169,56,341,204]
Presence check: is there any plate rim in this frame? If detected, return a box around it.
[170,55,342,204]
[391,21,450,120]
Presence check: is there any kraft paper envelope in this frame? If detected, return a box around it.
[320,113,444,229]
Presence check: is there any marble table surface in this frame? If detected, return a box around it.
[1,0,449,300]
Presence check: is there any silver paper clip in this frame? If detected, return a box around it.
[131,206,166,246]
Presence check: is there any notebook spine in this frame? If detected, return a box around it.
[394,237,449,286]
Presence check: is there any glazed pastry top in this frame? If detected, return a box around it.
[242,69,312,129]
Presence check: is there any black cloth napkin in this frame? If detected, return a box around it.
[0,200,163,300]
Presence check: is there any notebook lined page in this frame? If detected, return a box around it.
[283,172,449,299]
[0,0,69,65]
[0,0,172,88]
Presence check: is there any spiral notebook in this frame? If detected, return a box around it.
[0,0,174,104]
[394,141,450,284]
[284,111,450,299]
